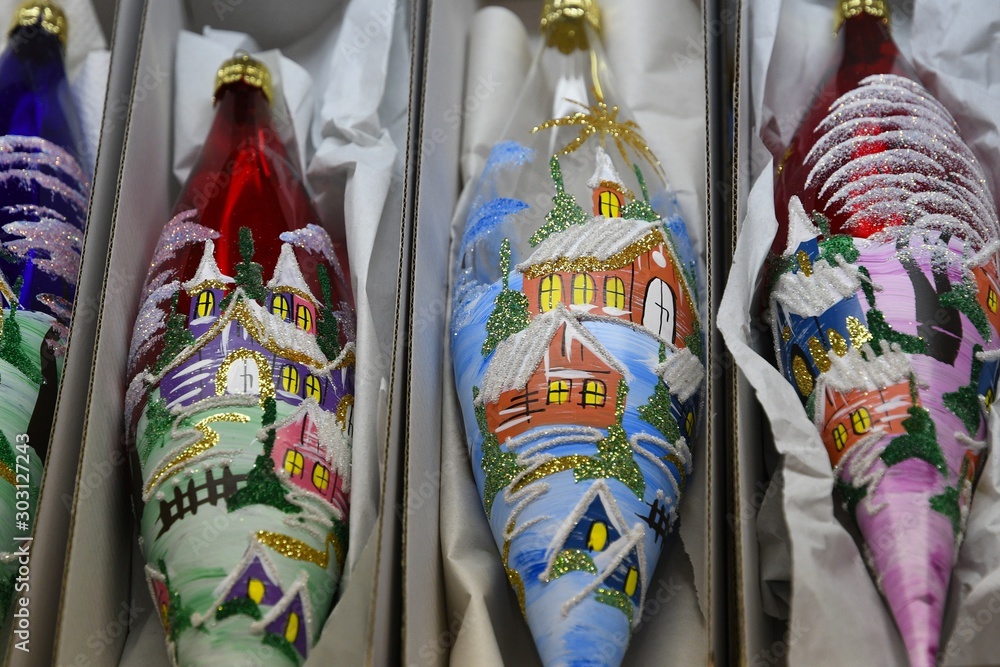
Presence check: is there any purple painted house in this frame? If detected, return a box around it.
[154,240,353,416]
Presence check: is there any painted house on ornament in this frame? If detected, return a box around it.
[517,150,698,350]
[154,240,353,421]
[479,306,626,445]
[198,539,312,660]
[145,566,172,635]
[270,401,350,517]
[545,482,644,612]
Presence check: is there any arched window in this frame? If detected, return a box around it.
[539,274,562,312]
[832,424,848,451]
[312,463,331,492]
[581,379,607,407]
[989,288,998,313]
[624,566,638,597]
[572,274,596,305]
[987,388,995,411]
[604,277,626,310]
[296,305,314,332]
[547,379,570,405]
[281,365,300,394]
[599,189,622,218]
[272,295,291,320]
[284,450,304,476]
[851,407,872,434]
[195,291,215,318]
[247,578,265,604]
[587,520,608,551]
[284,611,300,643]
[685,411,695,437]
[305,375,323,402]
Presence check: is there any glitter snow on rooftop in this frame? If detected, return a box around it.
[451,143,705,666]
[126,218,354,666]
[768,72,1000,667]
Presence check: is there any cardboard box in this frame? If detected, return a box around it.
[402,0,726,664]
[49,1,421,665]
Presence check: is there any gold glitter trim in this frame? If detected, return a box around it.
[846,316,873,349]
[0,461,15,487]
[214,348,276,403]
[835,0,889,31]
[808,337,831,373]
[10,1,67,46]
[792,355,814,396]
[511,455,592,492]
[532,92,664,181]
[781,326,791,342]
[502,537,527,619]
[143,412,250,495]
[255,530,344,571]
[185,280,230,296]
[663,453,688,489]
[215,52,272,104]
[796,250,813,277]
[540,0,600,54]
[521,230,664,279]
[828,329,848,357]
[271,286,317,305]
[335,394,354,430]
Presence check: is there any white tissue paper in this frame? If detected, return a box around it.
[441,0,712,664]
[719,0,1000,664]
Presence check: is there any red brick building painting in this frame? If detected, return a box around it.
[816,378,915,467]
[479,306,627,445]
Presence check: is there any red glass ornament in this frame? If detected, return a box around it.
[772,11,916,252]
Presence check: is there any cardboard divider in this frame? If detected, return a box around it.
[50,1,420,665]
[403,1,726,664]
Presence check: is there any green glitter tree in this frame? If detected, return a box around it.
[620,164,660,223]
[222,227,266,307]
[940,275,991,339]
[529,156,589,246]
[576,379,645,497]
[880,382,947,475]
[929,485,962,537]
[158,559,192,642]
[637,344,682,443]
[316,264,342,362]
[482,239,531,356]
[0,278,41,384]
[152,293,195,374]
[139,396,177,466]
[943,343,985,434]
[227,397,300,515]
[474,387,522,517]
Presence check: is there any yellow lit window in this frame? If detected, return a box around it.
[624,566,638,597]
[833,424,848,451]
[247,578,265,604]
[587,521,608,551]
[851,407,872,434]
[305,375,323,402]
[195,291,215,318]
[271,295,290,320]
[599,190,622,218]
[573,274,596,305]
[284,612,299,643]
[312,463,330,492]
[582,379,607,407]
[540,274,562,312]
[989,288,998,314]
[547,379,570,405]
[296,305,314,332]
[281,365,300,394]
[792,354,814,396]
[160,603,169,623]
[284,450,304,476]
[685,411,695,437]
[986,388,995,411]
[604,277,626,310]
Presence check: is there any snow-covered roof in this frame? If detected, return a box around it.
[267,243,318,304]
[770,257,863,318]
[192,538,286,628]
[243,298,327,364]
[182,240,233,293]
[587,146,631,198]
[517,217,663,276]
[479,305,626,405]
[820,341,914,393]
[654,347,704,402]
[783,196,821,257]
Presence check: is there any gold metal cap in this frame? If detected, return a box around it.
[541,0,601,54]
[835,0,890,31]
[8,0,67,46]
[214,52,272,104]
